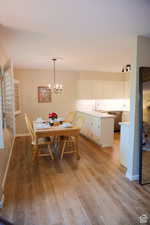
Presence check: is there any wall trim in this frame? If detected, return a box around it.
[126,172,139,181]
[132,175,140,181]
[1,136,15,206]
[0,134,28,208]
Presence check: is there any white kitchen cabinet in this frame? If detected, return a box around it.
[92,81,104,99]
[113,81,125,98]
[102,81,124,99]
[77,80,93,99]
[77,80,125,99]
[77,111,114,147]
[102,81,114,99]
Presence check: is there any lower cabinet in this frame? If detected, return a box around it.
[76,111,114,147]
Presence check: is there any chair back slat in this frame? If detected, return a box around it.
[24,114,35,142]
[74,116,85,129]
[65,112,76,123]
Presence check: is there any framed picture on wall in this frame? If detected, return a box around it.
[38,86,51,103]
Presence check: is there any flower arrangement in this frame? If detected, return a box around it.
[48,112,58,120]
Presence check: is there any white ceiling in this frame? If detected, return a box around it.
[0,0,150,72]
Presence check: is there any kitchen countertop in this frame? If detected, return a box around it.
[77,111,115,118]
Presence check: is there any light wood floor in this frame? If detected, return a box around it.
[1,134,150,225]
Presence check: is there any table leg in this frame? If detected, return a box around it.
[60,139,66,160]
[34,137,39,159]
[32,144,39,160]
[75,136,80,160]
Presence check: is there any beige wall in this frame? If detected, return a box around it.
[14,69,79,134]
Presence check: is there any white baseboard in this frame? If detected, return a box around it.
[132,175,140,181]
[1,137,15,198]
[126,172,139,181]
[1,134,29,202]
[0,194,4,208]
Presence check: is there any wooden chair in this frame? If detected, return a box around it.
[60,116,84,159]
[24,114,54,160]
[73,116,85,128]
[51,112,76,147]
[65,111,76,123]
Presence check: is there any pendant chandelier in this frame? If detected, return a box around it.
[48,58,63,94]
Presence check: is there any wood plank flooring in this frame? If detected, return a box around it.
[1,134,150,225]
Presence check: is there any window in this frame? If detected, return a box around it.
[14,80,21,115]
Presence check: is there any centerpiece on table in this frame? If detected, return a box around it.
[48,112,58,120]
[48,112,58,126]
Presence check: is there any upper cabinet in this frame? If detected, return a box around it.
[77,80,126,99]
[77,80,93,99]
[92,80,104,99]
[101,80,124,99]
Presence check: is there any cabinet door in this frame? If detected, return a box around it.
[102,81,124,99]
[91,117,101,144]
[113,81,124,98]
[86,116,100,144]
[78,79,127,100]
[85,115,93,137]
[80,114,94,138]
[77,80,93,99]
[78,112,91,137]
[77,112,101,145]
[92,80,104,99]
[102,81,113,99]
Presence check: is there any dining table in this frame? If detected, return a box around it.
[33,121,81,159]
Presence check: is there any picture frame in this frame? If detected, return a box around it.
[38,86,51,103]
